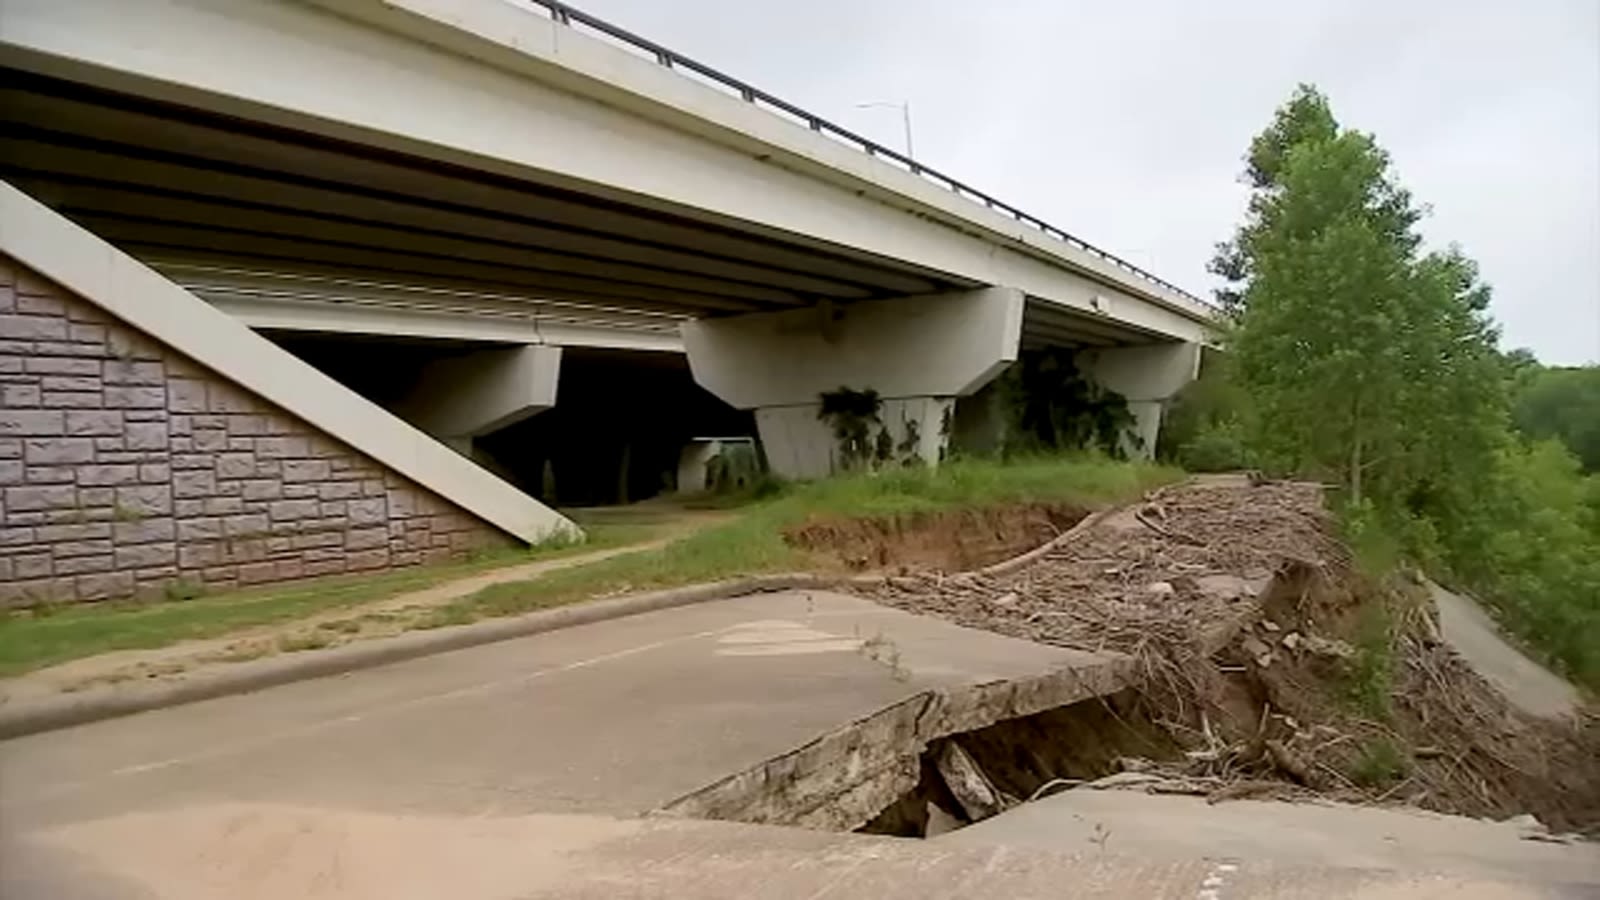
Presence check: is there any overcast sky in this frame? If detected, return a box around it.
[576,0,1600,365]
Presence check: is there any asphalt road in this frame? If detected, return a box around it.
[1430,579,1581,720]
[1,589,1589,898]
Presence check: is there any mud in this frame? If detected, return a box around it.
[784,503,1085,574]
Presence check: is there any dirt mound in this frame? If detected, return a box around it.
[865,477,1600,832]
[785,502,1085,573]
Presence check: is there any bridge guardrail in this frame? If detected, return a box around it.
[524,0,1217,315]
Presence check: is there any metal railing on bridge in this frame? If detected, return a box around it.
[524,0,1214,314]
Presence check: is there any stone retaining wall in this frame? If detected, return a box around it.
[0,256,515,607]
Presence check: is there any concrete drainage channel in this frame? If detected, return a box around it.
[653,662,1159,838]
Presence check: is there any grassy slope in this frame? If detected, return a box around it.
[0,456,1177,677]
[0,523,652,677]
[429,456,1178,626]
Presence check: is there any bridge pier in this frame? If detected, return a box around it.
[1078,342,1202,458]
[683,289,1023,479]
[396,345,562,455]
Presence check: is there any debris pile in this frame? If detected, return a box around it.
[864,476,1600,833]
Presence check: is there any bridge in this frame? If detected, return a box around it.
[0,0,1213,605]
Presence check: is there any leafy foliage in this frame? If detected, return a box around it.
[1348,737,1409,788]
[1206,85,1600,688]
[1511,364,1600,472]
[1214,85,1504,509]
[817,386,885,472]
[1346,603,1396,720]
[996,348,1139,456]
[1158,350,1256,471]
[1442,441,1600,686]
[817,387,935,472]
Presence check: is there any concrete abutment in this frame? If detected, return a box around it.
[0,185,577,606]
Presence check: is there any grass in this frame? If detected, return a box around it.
[0,522,652,678]
[1344,603,1396,721]
[0,455,1175,678]
[1348,736,1409,787]
[1333,450,1600,693]
[437,455,1178,626]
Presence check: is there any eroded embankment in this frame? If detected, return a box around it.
[867,478,1600,833]
[785,502,1085,573]
[660,478,1600,837]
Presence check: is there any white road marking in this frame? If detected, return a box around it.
[718,640,865,656]
[1196,858,1240,899]
[715,620,863,656]
[719,625,838,644]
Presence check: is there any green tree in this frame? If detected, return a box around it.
[1158,349,1256,471]
[1461,441,1600,685]
[1213,85,1503,510]
[1511,364,1600,472]
[1211,85,1600,687]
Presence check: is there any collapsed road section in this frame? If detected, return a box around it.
[654,599,1134,831]
[658,476,1599,838]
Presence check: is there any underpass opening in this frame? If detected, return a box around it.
[269,333,753,507]
[479,347,754,507]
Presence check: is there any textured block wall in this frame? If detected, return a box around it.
[0,257,515,607]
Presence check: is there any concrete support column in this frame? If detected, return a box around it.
[1078,342,1201,458]
[949,378,1010,457]
[397,345,561,452]
[683,288,1023,479]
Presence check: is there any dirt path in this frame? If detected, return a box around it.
[1,510,731,703]
[1430,580,1581,720]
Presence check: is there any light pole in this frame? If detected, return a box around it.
[854,100,915,160]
